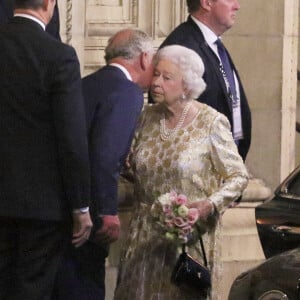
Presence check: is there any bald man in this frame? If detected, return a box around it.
[52,28,154,300]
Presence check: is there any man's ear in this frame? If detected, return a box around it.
[42,0,49,10]
[200,0,212,11]
[44,0,56,12]
[140,52,150,71]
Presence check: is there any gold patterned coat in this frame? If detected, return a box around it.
[114,103,248,300]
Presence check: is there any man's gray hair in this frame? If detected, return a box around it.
[15,0,44,9]
[154,45,206,99]
[104,29,154,63]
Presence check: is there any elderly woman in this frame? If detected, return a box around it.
[114,45,248,300]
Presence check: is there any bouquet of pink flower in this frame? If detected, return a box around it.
[151,191,200,244]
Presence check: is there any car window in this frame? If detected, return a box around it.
[286,172,300,196]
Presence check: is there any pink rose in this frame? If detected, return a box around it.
[169,190,178,203]
[162,204,172,214]
[170,190,178,197]
[173,216,189,228]
[175,194,187,205]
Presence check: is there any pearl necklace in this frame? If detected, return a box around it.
[160,101,193,141]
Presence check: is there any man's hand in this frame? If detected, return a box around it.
[72,211,93,248]
[94,215,120,245]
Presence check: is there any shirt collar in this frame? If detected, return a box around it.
[109,63,132,81]
[14,13,46,30]
[190,15,219,47]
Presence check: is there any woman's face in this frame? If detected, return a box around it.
[150,59,185,106]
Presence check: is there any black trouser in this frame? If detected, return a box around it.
[0,217,68,300]
[52,241,107,300]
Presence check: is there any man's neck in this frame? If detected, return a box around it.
[14,12,46,30]
[14,8,48,26]
[109,62,132,81]
[109,58,139,84]
[191,12,224,36]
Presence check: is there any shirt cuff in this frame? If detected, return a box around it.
[73,207,89,214]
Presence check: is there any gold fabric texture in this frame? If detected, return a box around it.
[114,103,248,300]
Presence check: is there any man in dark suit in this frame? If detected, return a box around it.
[160,0,251,161]
[0,0,61,40]
[0,0,92,299]
[0,0,13,24]
[52,28,154,300]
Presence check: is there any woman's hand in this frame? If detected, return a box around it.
[187,200,214,220]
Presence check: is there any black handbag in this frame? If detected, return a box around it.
[171,237,211,296]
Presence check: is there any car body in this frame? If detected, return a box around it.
[228,166,300,300]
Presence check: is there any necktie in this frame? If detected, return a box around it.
[215,39,237,103]
[215,39,244,141]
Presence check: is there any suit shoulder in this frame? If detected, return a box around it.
[82,68,143,103]
[84,67,141,93]
[47,37,77,57]
[161,20,201,47]
[167,20,193,34]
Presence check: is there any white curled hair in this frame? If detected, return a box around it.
[154,45,206,99]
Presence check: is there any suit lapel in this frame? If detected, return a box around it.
[187,16,232,110]
[203,42,233,110]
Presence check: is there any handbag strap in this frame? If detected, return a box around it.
[199,237,208,267]
[182,236,208,267]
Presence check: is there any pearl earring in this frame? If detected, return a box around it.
[181,93,186,100]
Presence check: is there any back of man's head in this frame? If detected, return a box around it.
[14,0,44,9]
[14,0,56,25]
[186,0,201,13]
[104,29,154,64]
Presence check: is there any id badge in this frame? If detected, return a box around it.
[232,105,243,140]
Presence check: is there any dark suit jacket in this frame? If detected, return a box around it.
[0,1,61,40]
[0,17,90,221]
[82,65,144,220]
[0,0,13,24]
[160,16,251,161]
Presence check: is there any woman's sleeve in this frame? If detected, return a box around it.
[208,114,249,212]
[131,104,151,150]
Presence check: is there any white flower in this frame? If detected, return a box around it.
[151,190,201,244]
[158,193,172,206]
[177,205,189,217]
